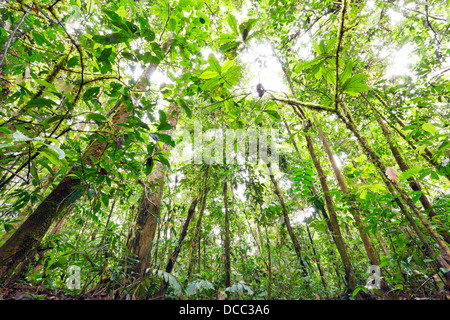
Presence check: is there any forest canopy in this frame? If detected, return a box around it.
[0,0,449,301]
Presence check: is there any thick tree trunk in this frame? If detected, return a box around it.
[0,102,130,281]
[0,49,166,282]
[126,102,181,275]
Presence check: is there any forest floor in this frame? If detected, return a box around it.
[1,283,450,300]
[0,283,111,300]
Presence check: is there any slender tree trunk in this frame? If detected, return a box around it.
[334,108,450,260]
[263,224,272,299]
[157,197,198,299]
[223,180,232,289]
[306,224,328,296]
[369,104,450,244]
[185,166,210,284]
[315,117,380,266]
[303,128,356,293]
[267,164,308,277]
[370,92,450,182]
[356,112,450,284]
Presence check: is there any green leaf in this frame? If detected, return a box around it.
[254,113,263,125]
[295,57,323,72]
[179,99,192,118]
[157,154,171,168]
[222,65,242,85]
[167,18,177,31]
[399,166,422,181]
[227,14,239,35]
[352,287,362,297]
[83,87,101,101]
[66,189,85,206]
[422,123,438,134]
[0,127,12,135]
[199,71,218,79]
[157,133,175,147]
[208,54,221,73]
[221,60,234,73]
[157,123,173,131]
[312,39,322,54]
[41,147,63,166]
[360,189,367,199]
[202,77,222,91]
[93,32,129,44]
[264,109,281,121]
[12,131,31,142]
[86,113,107,122]
[342,74,371,95]
[46,144,65,159]
[98,47,113,61]
[26,98,57,107]
[208,103,222,112]
[34,78,57,91]
[101,192,109,208]
[341,61,353,83]
[323,68,336,85]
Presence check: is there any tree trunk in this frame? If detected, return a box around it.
[370,105,450,244]
[157,197,198,299]
[185,166,210,284]
[0,44,167,282]
[303,129,356,293]
[334,108,450,260]
[263,224,272,299]
[306,223,328,296]
[315,117,380,266]
[370,92,450,182]
[126,74,183,275]
[223,180,232,289]
[267,163,308,277]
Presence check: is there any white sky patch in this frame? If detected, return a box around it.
[233,0,251,22]
[293,33,313,60]
[333,154,343,168]
[240,42,287,94]
[236,183,246,201]
[153,70,172,87]
[291,206,315,225]
[383,42,418,78]
[365,0,375,11]
[131,64,172,88]
[387,7,405,26]
[201,47,222,61]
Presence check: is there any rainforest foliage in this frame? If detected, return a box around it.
[0,0,450,300]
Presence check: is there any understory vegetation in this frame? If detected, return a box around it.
[0,0,450,300]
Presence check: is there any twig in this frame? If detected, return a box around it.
[0,165,28,183]
[0,10,29,67]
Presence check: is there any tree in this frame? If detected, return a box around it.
[1,0,449,300]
